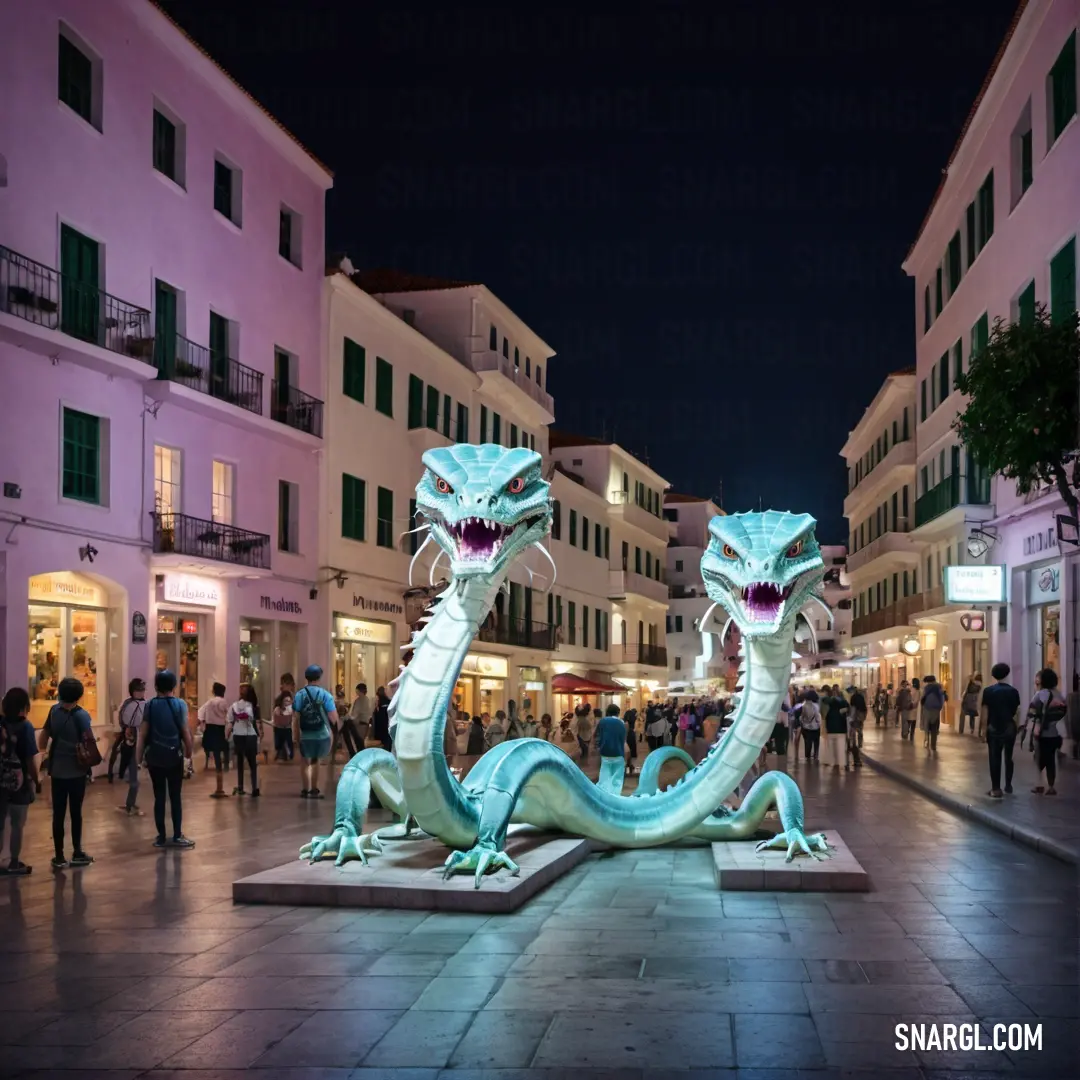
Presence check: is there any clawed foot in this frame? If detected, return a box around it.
[755,828,831,863]
[300,826,385,867]
[442,842,520,889]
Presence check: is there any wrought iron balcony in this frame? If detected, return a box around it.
[155,334,263,415]
[151,511,271,570]
[619,642,668,666]
[914,473,992,527]
[271,380,324,437]
[1,244,153,361]
[477,616,557,650]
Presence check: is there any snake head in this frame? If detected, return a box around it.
[416,443,552,579]
[700,511,825,640]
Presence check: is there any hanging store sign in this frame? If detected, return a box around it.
[943,565,1005,605]
[162,573,221,607]
[1027,563,1061,606]
[29,571,105,607]
[959,611,986,633]
[460,653,508,679]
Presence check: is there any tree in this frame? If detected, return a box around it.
[953,305,1080,525]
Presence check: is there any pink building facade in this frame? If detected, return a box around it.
[0,0,332,730]
[902,0,1078,715]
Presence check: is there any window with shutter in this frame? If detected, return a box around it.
[595,523,602,557]
[947,231,962,294]
[1049,31,1077,143]
[970,313,989,360]
[924,285,931,332]
[343,339,366,403]
[58,31,95,126]
[492,413,501,443]
[977,172,994,250]
[582,516,589,553]
[456,402,468,442]
[935,268,943,315]
[442,394,451,438]
[582,606,589,649]
[479,405,488,442]
[510,423,518,448]
[425,385,439,430]
[569,510,577,546]
[1019,129,1033,195]
[939,351,949,402]
[342,474,366,541]
[408,498,419,555]
[965,202,976,266]
[1050,237,1076,322]
[1017,280,1036,327]
[952,340,962,387]
[377,487,394,549]
[153,109,177,181]
[62,408,101,504]
[375,357,393,416]
[920,380,927,422]
[489,324,497,350]
[407,374,423,428]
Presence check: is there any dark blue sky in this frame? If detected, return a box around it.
[164,0,1019,542]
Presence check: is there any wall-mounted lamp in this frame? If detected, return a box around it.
[966,527,998,559]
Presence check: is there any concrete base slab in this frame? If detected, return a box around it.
[233,828,591,913]
[712,830,869,891]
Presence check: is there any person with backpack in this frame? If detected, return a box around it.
[37,677,96,869]
[137,670,195,849]
[1,687,40,876]
[895,681,916,740]
[291,665,338,800]
[1028,668,1067,796]
[107,678,145,783]
[980,662,1021,797]
[960,673,983,736]
[920,675,947,753]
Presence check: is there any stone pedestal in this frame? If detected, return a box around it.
[712,830,868,891]
[233,828,591,913]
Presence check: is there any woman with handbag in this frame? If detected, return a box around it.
[137,670,195,849]
[37,677,98,869]
[1,687,40,875]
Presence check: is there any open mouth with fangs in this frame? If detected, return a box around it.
[447,514,544,561]
[741,581,793,622]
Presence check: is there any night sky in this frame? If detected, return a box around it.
[163,0,1019,542]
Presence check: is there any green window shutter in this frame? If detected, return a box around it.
[62,407,101,504]
[152,110,176,180]
[568,601,576,644]
[343,338,366,403]
[442,394,451,437]
[342,473,366,541]
[569,509,577,545]
[1050,31,1077,142]
[492,413,501,443]
[582,516,589,552]
[375,357,393,416]
[407,374,423,427]
[604,527,610,559]
[952,340,962,387]
[456,402,468,442]
[978,171,994,249]
[479,405,488,442]
[58,34,93,123]
[595,522,602,556]
[934,267,943,315]
[939,351,949,401]
[213,160,233,220]
[547,592,554,625]
[923,286,931,332]
[425,385,439,429]
[595,607,601,648]
[377,486,393,548]
[408,498,419,555]
[920,379,927,422]
[1050,237,1076,323]
[635,546,642,574]
[947,232,961,293]
[965,202,976,265]
[509,423,518,448]
[582,606,588,648]
[971,313,989,360]
[502,337,509,359]
[645,551,652,576]
[1020,129,1033,194]
[154,280,177,373]
[1018,280,1036,328]
[930,364,937,410]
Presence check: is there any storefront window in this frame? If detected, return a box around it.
[28,605,63,727]
[157,613,201,713]
[1042,603,1060,673]
[333,616,395,699]
[240,618,272,712]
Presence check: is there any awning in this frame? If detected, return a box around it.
[550,673,626,694]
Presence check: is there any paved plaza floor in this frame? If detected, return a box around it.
[0,748,1077,1079]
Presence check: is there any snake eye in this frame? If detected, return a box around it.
[786,540,804,559]
[722,544,738,559]
[506,477,526,494]
[434,477,452,495]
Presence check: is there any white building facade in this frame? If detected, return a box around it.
[900,0,1078,714]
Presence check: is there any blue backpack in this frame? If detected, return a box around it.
[144,697,183,768]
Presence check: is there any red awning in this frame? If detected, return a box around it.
[551,673,626,694]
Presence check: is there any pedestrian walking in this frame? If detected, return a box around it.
[137,670,195,850]
[108,678,145,782]
[981,663,1020,797]
[960,674,983,735]
[920,675,946,753]
[292,665,338,800]
[272,691,295,761]
[800,691,821,761]
[226,684,261,797]
[896,681,916,740]
[1028,668,1067,796]
[1,687,40,876]
[198,682,230,797]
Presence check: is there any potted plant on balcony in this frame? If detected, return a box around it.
[124,335,155,360]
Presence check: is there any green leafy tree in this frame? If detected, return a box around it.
[954,305,1080,523]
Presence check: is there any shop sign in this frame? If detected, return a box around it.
[460,653,508,679]
[1027,563,1061,606]
[352,593,404,616]
[335,616,394,644]
[1022,527,1058,558]
[131,611,147,643]
[28,571,105,607]
[959,611,986,633]
[260,595,303,614]
[943,565,1005,604]
[181,620,198,635]
[162,573,221,607]
[523,680,545,691]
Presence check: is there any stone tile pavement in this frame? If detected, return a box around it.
[859,721,1080,862]
[0,748,1076,1078]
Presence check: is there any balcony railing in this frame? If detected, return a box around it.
[477,616,556,650]
[851,585,946,637]
[1,244,153,362]
[845,525,917,574]
[472,350,555,414]
[608,489,663,518]
[618,642,668,666]
[151,511,271,570]
[155,334,263,415]
[847,436,913,494]
[914,473,991,527]
[669,584,705,599]
[271,381,324,437]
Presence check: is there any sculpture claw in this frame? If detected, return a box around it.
[755,829,831,864]
[442,843,520,889]
[300,827,384,867]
